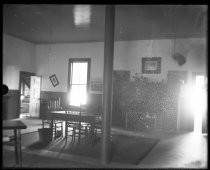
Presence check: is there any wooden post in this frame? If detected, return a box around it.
[177,95,181,131]
[101,5,115,164]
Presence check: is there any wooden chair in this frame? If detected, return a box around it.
[90,116,102,145]
[65,105,90,145]
[42,98,63,139]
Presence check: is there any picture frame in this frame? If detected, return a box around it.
[49,74,59,87]
[142,57,161,74]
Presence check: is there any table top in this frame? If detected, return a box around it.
[50,110,100,117]
[3,120,27,130]
[44,110,101,123]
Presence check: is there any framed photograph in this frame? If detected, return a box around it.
[49,74,59,87]
[142,57,161,74]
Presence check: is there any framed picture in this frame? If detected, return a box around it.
[142,57,161,74]
[49,74,59,87]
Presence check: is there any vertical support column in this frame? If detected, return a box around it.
[177,95,181,131]
[101,5,115,164]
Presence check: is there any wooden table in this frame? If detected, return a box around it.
[3,120,27,167]
[43,111,101,145]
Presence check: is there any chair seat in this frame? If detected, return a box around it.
[43,119,63,123]
[66,122,89,131]
[53,120,63,124]
[64,104,94,145]
[67,123,79,128]
[92,123,102,137]
[66,120,90,145]
[42,119,63,140]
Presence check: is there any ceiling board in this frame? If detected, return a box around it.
[3,4,207,44]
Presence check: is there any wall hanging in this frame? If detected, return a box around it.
[142,57,161,74]
[171,8,186,66]
[49,74,59,87]
[172,52,186,66]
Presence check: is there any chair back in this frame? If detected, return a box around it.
[48,97,61,111]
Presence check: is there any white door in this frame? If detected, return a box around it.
[193,75,207,133]
[29,76,41,117]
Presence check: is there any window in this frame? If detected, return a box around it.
[68,58,90,106]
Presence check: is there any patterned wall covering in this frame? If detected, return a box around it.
[117,77,181,131]
[112,70,130,127]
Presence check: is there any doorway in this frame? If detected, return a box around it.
[192,73,207,134]
[68,58,91,106]
[19,71,35,118]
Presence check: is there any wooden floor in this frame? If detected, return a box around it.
[3,117,208,168]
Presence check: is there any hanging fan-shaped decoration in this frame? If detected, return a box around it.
[171,8,186,66]
[172,53,186,66]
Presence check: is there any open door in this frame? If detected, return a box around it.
[192,73,207,134]
[19,71,35,118]
[29,76,41,118]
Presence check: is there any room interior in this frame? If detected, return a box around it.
[2,4,207,168]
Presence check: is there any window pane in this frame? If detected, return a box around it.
[72,62,88,84]
[69,85,87,106]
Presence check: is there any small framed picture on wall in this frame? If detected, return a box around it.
[49,74,59,87]
[142,57,161,74]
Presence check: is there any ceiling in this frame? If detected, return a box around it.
[3,4,207,44]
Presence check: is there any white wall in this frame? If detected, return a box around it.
[36,37,206,92]
[3,34,36,90]
[121,38,207,82]
[3,33,206,91]
[36,42,105,92]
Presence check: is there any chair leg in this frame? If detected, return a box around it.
[61,122,63,137]
[94,128,97,140]
[71,127,75,144]
[88,126,92,143]
[85,126,88,144]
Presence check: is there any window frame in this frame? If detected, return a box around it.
[67,58,91,105]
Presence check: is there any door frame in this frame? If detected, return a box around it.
[29,75,42,118]
[19,71,36,117]
[67,58,91,105]
[192,71,207,133]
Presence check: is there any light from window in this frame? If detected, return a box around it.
[69,62,88,106]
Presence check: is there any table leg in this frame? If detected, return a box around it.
[90,124,95,146]
[78,121,81,145]
[50,119,53,139]
[14,129,19,165]
[18,129,22,167]
[42,120,44,128]
[62,121,65,137]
